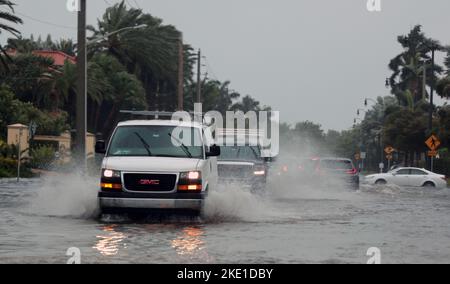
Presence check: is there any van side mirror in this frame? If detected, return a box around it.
[95,140,106,154]
[206,145,221,157]
[264,157,273,163]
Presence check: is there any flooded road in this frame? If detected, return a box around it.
[1,176,450,264]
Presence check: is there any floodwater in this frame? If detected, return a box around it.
[0,175,450,264]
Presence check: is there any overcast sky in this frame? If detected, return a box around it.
[6,0,450,130]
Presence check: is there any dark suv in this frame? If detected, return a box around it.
[217,145,268,191]
[312,158,360,190]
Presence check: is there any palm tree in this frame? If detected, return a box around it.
[88,1,195,111]
[232,95,262,113]
[0,0,23,69]
[0,53,54,108]
[55,39,76,56]
[83,53,146,136]
[437,50,450,99]
[6,37,37,53]
[388,25,443,107]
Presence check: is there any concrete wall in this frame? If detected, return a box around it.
[7,124,96,162]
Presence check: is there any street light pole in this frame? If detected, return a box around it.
[75,0,87,171]
[87,24,148,45]
[428,48,435,135]
[196,49,201,104]
[177,34,184,111]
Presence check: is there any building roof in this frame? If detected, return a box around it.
[8,123,28,128]
[32,50,76,66]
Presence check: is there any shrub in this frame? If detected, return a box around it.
[30,145,55,170]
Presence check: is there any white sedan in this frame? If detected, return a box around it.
[364,167,447,188]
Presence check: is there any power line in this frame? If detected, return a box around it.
[125,0,135,8]
[16,12,76,30]
[133,0,141,9]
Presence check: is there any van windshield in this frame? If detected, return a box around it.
[108,126,203,159]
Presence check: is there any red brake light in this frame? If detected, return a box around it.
[347,168,358,175]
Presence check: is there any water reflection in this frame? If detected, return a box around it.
[171,226,213,262]
[93,225,127,256]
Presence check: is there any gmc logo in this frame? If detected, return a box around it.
[139,179,160,185]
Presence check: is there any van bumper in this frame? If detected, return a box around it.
[98,192,205,211]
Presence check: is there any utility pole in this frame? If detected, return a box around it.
[177,34,184,111]
[16,129,22,182]
[196,49,202,103]
[428,48,435,134]
[428,47,436,171]
[76,0,87,171]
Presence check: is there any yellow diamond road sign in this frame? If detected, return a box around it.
[425,135,441,151]
[384,146,395,155]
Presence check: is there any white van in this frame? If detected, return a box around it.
[95,119,220,216]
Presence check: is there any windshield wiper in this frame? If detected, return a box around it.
[167,133,193,158]
[134,132,153,156]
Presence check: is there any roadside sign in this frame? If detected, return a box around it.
[360,152,367,159]
[379,163,384,169]
[28,121,38,140]
[355,153,361,161]
[384,146,395,155]
[428,150,438,157]
[386,155,393,160]
[425,135,441,151]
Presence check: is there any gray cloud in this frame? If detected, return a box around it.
[7,0,450,130]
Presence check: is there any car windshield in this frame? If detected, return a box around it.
[108,125,203,159]
[218,146,261,161]
[320,159,353,170]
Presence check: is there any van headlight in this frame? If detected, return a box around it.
[180,171,201,180]
[102,169,121,178]
[178,171,202,192]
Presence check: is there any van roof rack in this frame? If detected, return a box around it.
[120,110,175,117]
[120,110,207,122]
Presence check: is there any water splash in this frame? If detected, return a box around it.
[203,184,275,223]
[27,172,99,219]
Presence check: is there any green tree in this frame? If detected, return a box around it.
[437,50,450,99]
[0,84,68,138]
[88,1,194,112]
[84,54,146,137]
[232,95,264,113]
[6,37,37,53]
[383,108,428,166]
[0,0,22,70]
[54,39,76,57]
[0,53,55,109]
[185,80,241,114]
[388,25,443,107]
